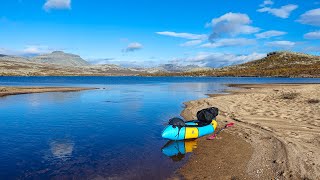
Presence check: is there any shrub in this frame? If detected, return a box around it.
[280,92,299,100]
[0,88,8,92]
[307,99,320,104]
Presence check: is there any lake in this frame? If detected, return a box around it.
[1,76,320,179]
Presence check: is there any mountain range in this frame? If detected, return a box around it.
[0,51,319,77]
[0,51,207,76]
[148,51,320,77]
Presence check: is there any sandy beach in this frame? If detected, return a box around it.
[0,86,96,97]
[177,84,320,180]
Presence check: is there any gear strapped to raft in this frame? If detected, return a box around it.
[196,107,219,126]
[168,118,186,137]
[168,107,219,137]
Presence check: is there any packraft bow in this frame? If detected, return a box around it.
[161,107,219,141]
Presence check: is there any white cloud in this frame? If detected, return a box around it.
[259,0,274,7]
[50,140,74,159]
[0,48,10,55]
[156,31,207,47]
[297,8,320,26]
[304,31,320,39]
[201,38,256,48]
[88,58,115,65]
[171,52,266,67]
[266,41,296,48]
[123,42,143,52]
[206,13,260,40]
[0,45,50,56]
[257,4,298,18]
[303,46,320,52]
[23,45,50,55]
[156,31,207,40]
[180,40,203,47]
[255,30,287,39]
[44,0,71,11]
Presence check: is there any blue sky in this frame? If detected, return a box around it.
[0,0,320,67]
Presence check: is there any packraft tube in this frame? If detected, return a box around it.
[162,140,197,157]
[161,120,217,140]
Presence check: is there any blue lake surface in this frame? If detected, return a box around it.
[1,76,320,179]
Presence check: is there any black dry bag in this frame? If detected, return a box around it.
[196,107,219,125]
[168,117,186,137]
[168,117,186,128]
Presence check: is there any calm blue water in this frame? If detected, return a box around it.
[1,76,320,180]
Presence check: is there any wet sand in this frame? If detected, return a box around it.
[0,86,96,97]
[177,84,320,180]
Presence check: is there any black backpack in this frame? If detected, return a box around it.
[168,117,186,128]
[168,117,186,137]
[196,107,219,125]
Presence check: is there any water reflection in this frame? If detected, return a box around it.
[161,140,197,162]
[50,140,74,160]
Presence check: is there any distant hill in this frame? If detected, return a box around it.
[1,51,319,77]
[159,64,202,72]
[143,64,211,73]
[219,51,320,77]
[0,54,30,62]
[0,51,145,76]
[144,51,320,77]
[0,58,146,76]
[30,51,89,66]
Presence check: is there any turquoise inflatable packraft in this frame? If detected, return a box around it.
[161,120,217,141]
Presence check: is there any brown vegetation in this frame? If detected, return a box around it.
[307,99,320,104]
[141,51,320,78]
[280,92,299,100]
[1,51,320,77]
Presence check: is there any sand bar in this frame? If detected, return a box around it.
[0,86,96,97]
[178,84,320,180]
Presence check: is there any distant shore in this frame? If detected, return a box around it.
[177,84,320,179]
[0,86,96,97]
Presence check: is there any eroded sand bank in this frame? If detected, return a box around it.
[177,84,320,180]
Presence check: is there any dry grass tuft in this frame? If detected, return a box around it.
[280,92,299,100]
[0,88,8,92]
[307,99,320,104]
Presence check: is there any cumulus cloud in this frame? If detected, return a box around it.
[303,46,320,52]
[257,4,298,18]
[88,58,156,67]
[89,58,115,65]
[259,0,274,7]
[22,45,50,55]
[266,41,296,48]
[201,38,256,48]
[255,30,287,39]
[171,52,266,67]
[304,31,320,39]
[0,45,50,56]
[297,8,320,26]
[156,31,207,40]
[0,47,14,55]
[156,31,207,47]
[123,42,143,52]
[44,0,71,11]
[206,13,260,41]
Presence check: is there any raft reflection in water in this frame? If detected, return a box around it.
[161,140,197,161]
